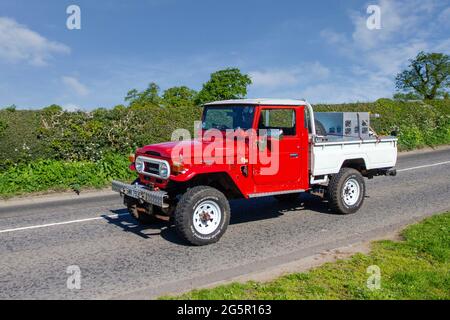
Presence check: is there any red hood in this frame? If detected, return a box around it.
[137,137,248,162]
[137,140,200,158]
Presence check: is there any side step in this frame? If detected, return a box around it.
[248,189,305,198]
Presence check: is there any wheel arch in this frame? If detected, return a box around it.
[184,172,244,199]
[340,158,367,172]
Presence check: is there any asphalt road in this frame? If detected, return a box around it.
[0,148,449,299]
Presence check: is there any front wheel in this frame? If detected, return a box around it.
[327,168,365,214]
[174,186,230,246]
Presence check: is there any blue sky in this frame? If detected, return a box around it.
[0,0,449,109]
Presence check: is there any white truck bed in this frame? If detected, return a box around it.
[311,136,398,176]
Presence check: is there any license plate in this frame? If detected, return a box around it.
[129,187,142,199]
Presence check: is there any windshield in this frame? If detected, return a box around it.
[202,105,255,131]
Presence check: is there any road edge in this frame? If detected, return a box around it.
[112,210,447,300]
[1,144,449,210]
[0,189,117,213]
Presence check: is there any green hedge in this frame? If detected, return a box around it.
[0,99,449,197]
[1,99,448,171]
[314,99,450,150]
[0,103,201,170]
[0,153,134,197]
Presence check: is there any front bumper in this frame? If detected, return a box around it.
[111,180,169,208]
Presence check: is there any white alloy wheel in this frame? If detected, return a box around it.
[192,200,222,235]
[342,178,360,206]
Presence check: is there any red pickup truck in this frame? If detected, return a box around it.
[112,99,397,245]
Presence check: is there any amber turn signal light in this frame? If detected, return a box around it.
[171,161,185,174]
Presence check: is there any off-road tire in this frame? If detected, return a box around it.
[328,167,365,214]
[274,193,300,202]
[174,186,230,246]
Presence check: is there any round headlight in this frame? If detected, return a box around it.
[135,158,145,173]
[159,162,169,179]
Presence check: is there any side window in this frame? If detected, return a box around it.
[258,109,296,136]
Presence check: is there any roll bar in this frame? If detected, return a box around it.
[304,101,316,136]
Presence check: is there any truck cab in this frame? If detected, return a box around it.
[112,99,397,245]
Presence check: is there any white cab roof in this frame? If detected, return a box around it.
[203,98,307,106]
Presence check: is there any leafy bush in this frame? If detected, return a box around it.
[0,153,134,197]
[0,118,7,137]
[0,109,45,170]
[0,103,202,169]
[398,126,426,150]
[314,99,450,150]
[0,98,449,196]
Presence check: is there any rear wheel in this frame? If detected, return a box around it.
[174,186,230,246]
[328,168,365,214]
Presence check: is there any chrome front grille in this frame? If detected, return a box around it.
[135,156,171,179]
[145,162,159,175]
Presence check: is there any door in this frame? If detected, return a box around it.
[251,106,308,193]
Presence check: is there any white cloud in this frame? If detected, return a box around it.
[250,70,298,88]
[250,0,449,103]
[296,73,394,103]
[350,0,405,49]
[364,41,429,75]
[315,0,450,102]
[0,17,70,66]
[62,76,90,96]
[250,62,330,89]
[62,104,82,112]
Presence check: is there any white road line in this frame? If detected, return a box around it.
[0,160,449,235]
[0,213,128,234]
[397,160,450,172]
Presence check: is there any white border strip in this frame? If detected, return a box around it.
[397,160,450,172]
[0,213,128,234]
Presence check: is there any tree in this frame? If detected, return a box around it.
[195,68,252,105]
[3,104,16,112]
[42,104,63,114]
[125,89,139,103]
[139,82,161,105]
[162,86,197,107]
[393,92,422,101]
[125,82,161,106]
[395,52,450,100]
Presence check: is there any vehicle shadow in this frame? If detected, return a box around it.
[229,193,330,225]
[102,209,165,240]
[104,193,330,245]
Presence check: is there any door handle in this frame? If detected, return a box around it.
[290,153,299,158]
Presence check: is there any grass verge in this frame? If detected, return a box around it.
[162,212,450,300]
[0,153,135,198]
